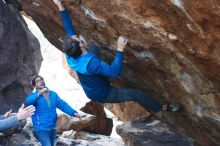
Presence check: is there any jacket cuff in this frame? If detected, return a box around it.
[115,51,124,60]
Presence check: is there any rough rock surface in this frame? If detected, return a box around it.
[56,113,96,133]
[57,102,113,136]
[0,121,124,146]
[16,0,220,145]
[62,131,125,146]
[80,101,113,136]
[116,117,195,146]
[105,101,150,121]
[0,1,42,113]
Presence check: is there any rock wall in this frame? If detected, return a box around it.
[0,1,42,113]
[21,0,220,145]
[116,117,195,146]
[0,122,124,146]
[80,101,113,136]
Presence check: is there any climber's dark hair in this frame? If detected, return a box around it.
[62,36,82,58]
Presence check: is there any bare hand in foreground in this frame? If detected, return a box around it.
[16,104,35,120]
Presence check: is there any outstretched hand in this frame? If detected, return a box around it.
[117,36,128,52]
[74,113,82,120]
[53,0,65,11]
[17,104,35,120]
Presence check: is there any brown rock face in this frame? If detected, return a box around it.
[80,101,113,136]
[56,113,96,133]
[21,0,220,145]
[116,117,195,146]
[105,101,150,121]
[0,1,41,113]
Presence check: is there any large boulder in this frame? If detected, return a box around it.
[0,1,42,113]
[105,101,150,121]
[116,117,195,146]
[21,0,220,145]
[56,113,96,133]
[80,101,113,136]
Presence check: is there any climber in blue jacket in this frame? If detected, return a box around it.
[53,0,180,113]
[26,74,81,146]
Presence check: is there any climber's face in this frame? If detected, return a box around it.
[35,77,45,89]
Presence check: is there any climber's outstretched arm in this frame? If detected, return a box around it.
[53,0,76,37]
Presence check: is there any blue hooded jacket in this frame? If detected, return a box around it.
[25,89,77,131]
[61,10,124,102]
